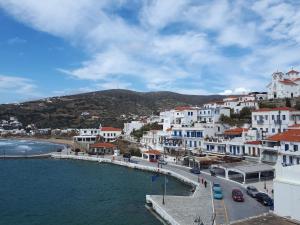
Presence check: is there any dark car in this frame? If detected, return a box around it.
[246,186,259,198]
[256,193,273,206]
[190,167,201,174]
[209,168,216,176]
[232,189,244,202]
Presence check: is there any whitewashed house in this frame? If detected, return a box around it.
[252,107,300,138]
[267,69,300,99]
[123,121,145,136]
[274,164,300,222]
[99,127,122,142]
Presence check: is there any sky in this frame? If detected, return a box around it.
[0,0,300,103]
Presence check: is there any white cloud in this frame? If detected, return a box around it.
[219,87,251,95]
[0,75,41,101]
[1,0,300,97]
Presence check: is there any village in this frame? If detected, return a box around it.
[1,69,300,224]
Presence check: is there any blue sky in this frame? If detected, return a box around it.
[0,0,300,103]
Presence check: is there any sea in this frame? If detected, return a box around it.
[0,139,191,225]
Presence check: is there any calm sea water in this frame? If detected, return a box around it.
[0,139,64,156]
[0,141,191,225]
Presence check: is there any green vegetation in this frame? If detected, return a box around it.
[131,122,163,141]
[220,107,253,126]
[128,147,142,157]
[0,89,223,129]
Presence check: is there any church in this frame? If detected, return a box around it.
[267,69,300,99]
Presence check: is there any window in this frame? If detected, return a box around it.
[266,128,268,133]
[294,145,298,152]
[265,115,268,120]
[194,141,197,147]
[191,112,193,116]
[272,115,275,120]
[272,128,275,133]
[282,115,286,120]
[254,115,257,120]
[289,156,293,164]
[283,155,286,163]
[297,158,300,164]
[285,144,289,151]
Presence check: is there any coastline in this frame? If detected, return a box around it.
[0,136,73,146]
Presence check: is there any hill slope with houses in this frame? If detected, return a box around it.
[0,89,223,129]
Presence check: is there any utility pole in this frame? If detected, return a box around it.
[162,174,167,205]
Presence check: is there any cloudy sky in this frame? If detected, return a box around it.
[0,0,300,103]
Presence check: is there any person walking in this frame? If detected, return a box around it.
[204,180,207,188]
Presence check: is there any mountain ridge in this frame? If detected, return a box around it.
[0,89,224,129]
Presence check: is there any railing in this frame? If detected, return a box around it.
[257,120,264,125]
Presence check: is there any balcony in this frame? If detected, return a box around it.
[257,119,264,125]
[274,119,281,125]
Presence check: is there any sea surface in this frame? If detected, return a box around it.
[0,140,191,225]
[0,139,64,156]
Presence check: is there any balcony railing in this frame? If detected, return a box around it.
[257,120,264,124]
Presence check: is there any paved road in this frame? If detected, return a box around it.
[131,158,269,224]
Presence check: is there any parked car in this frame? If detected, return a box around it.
[256,193,273,206]
[213,189,223,200]
[158,159,168,165]
[212,183,222,192]
[210,168,216,176]
[246,186,259,198]
[190,167,201,174]
[232,189,244,202]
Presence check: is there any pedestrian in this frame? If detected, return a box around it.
[204,180,207,188]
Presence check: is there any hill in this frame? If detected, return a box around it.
[0,89,223,129]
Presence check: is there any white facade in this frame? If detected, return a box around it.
[274,164,300,222]
[267,70,300,99]
[252,108,300,137]
[159,107,198,131]
[123,121,145,136]
[198,107,230,123]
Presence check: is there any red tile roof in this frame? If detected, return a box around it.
[287,69,299,74]
[224,127,248,136]
[101,127,122,132]
[279,79,297,85]
[175,106,194,111]
[268,129,300,142]
[245,140,262,145]
[143,150,161,155]
[90,142,116,148]
[254,107,296,112]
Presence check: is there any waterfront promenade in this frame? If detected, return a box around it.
[51,152,269,225]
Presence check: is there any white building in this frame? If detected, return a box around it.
[274,164,300,222]
[99,127,122,142]
[198,107,230,123]
[123,121,145,136]
[267,69,300,99]
[267,129,300,166]
[159,106,198,131]
[252,107,300,138]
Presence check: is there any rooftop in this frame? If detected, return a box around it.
[216,161,274,174]
[224,127,248,136]
[232,213,299,225]
[254,107,297,112]
[101,127,122,132]
[90,142,116,148]
[268,129,300,142]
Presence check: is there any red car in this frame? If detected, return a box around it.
[232,189,244,202]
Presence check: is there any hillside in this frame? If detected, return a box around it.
[0,89,223,129]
